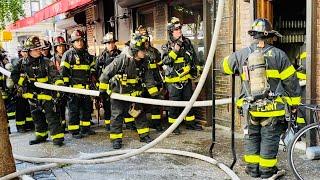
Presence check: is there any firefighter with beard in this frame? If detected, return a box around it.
[96,32,121,131]
[99,33,156,149]
[221,18,301,179]
[52,36,68,132]
[60,30,96,139]
[11,36,65,146]
[136,25,164,132]
[162,17,203,134]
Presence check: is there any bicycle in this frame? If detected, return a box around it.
[287,103,320,180]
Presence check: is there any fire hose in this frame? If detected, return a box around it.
[0,0,240,179]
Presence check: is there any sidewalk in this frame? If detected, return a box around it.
[8,120,319,179]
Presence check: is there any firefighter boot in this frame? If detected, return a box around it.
[140,135,153,143]
[245,166,260,178]
[25,123,35,131]
[72,132,84,139]
[105,124,110,131]
[186,121,203,131]
[29,135,48,145]
[17,126,26,133]
[126,122,136,131]
[112,139,122,149]
[53,138,64,147]
[80,127,96,137]
[260,167,285,179]
[172,126,181,135]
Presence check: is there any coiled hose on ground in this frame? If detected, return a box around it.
[0,0,239,179]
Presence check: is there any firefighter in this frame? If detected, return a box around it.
[162,17,203,134]
[41,40,53,59]
[99,33,156,149]
[0,48,12,133]
[15,46,34,132]
[11,36,65,146]
[51,36,68,132]
[221,18,301,178]
[96,32,121,131]
[60,30,96,139]
[136,25,164,132]
[295,43,306,127]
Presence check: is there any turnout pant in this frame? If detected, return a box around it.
[16,97,33,129]
[67,95,92,134]
[244,116,283,175]
[167,80,195,124]
[102,97,111,126]
[110,99,149,141]
[29,99,64,141]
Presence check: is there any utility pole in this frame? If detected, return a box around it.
[0,94,16,177]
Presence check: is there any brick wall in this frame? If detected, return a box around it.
[86,6,95,55]
[214,0,251,130]
[316,1,320,100]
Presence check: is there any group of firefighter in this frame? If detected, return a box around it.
[0,17,307,179]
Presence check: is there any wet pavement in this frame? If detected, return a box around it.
[7,119,320,180]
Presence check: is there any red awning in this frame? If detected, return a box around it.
[6,0,92,30]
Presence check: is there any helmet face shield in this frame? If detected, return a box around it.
[248,18,282,38]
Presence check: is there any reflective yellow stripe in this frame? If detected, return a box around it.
[99,83,109,90]
[296,117,306,124]
[16,121,25,125]
[151,115,161,120]
[168,117,176,123]
[275,96,284,103]
[55,79,64,85]
[110,133,123,140]
[240,73,246,80]
[72,65,90,70]
[2,95,7,99]
[120,78,138,85]
[284,96,301,106]
[80,121,91,126]
[280,65,296,80]
[61,61,70,68]
[244,155,260,164]
[37,94,52,101]
[249,110,285,117]
[174,57,184,64]
[157,61,163,66]
[124,117,135,123]
[184,115,195,121]
[26,117,33,122]
[35,131,48,137]
[222,56,233,75]
[123,91,142,97]
[51,133,64,140]
[0,76,4,80]
[18,77,25,86]
[137,128,150,134]
[236,98,244,107]
[297,72,307,80]
[164,74,191,83]
[169,51,177,59]
[148,63,157,69]
[63,77,70,83]
[300,52,307,60]
[68,125,80,131]
[22,93,34,99]
[29,77,48,83]
[259,157,277,168]
[7,112,16,117]
[266,70,280,78]
[72,84,89,89]
[148,87,158,95]
[104,120,111,125]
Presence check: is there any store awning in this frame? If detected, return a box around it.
[6,0,93,31]
[118,0,152,8]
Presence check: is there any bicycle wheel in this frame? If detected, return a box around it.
[287,122,320,180]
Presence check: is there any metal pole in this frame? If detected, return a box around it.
[230,0,237,169]
[209,0,217,158]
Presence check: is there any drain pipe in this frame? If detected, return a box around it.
[230,0,237,170]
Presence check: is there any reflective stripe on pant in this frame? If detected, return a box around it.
[167,80,194,124]
[29,99,64,139]
[110,99,149,141]
[67,95,92,133]
[244,116,283,174]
